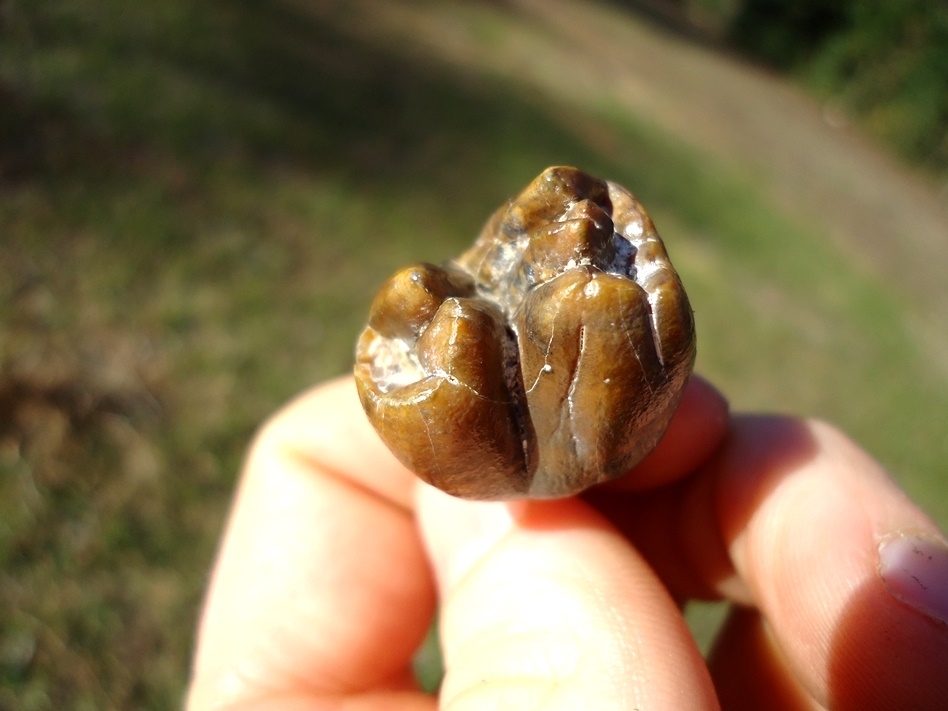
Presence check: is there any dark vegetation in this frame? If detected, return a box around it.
[1,0,945,708]
[706,0,948,174]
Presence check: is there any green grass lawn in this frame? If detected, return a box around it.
[2,1,946,707]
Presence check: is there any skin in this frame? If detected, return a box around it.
[187,375,948,710]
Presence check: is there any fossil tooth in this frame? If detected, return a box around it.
[354,166,696,500]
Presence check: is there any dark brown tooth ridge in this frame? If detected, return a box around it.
[354,166,696,500]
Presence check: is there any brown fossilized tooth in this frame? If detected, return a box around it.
[354,166,696,500]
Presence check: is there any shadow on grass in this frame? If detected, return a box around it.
[1,0,621,210]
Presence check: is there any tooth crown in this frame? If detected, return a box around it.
[355,166,696,500]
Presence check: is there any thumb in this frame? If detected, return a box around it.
[416,486,718,710]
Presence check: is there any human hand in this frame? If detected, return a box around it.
[186,376,948,710]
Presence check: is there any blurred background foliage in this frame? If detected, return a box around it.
[0,0,945,708]
[683,0,948,173]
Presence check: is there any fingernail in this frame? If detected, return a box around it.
[879,533,948,625]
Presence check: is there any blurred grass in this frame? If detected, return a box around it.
[1,0,946,707]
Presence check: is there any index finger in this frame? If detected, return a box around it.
[187,377,436,711]
[702,417,948,709]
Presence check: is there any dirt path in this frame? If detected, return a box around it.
[319,0,948,361]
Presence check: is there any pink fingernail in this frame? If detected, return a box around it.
[879,533,948,625]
